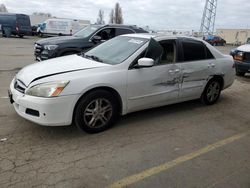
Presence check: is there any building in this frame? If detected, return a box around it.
[217,29,250,45]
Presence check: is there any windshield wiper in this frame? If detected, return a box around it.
[86,55,103,62]
[79,52,103,62]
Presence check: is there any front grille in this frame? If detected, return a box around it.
[14,80,26,93]
[244,52,250,62]
[34,43,43,55]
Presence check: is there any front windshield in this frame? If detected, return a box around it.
[85,36,148,65]
[73,25,101,38]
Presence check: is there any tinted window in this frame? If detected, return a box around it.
[115,28,134,36]
[182,40,206,61]
[17,17,30,26]
[0,15,16,24]
[205,46,214,59]
[96,28,115,40]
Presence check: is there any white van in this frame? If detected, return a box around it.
[37,18,81,36]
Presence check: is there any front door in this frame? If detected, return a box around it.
[127,39,181,113]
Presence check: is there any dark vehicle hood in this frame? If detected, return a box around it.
[36,36,88,45]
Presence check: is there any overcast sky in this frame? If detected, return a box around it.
[1,0,250,30]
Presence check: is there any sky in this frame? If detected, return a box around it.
[1,0,250,30]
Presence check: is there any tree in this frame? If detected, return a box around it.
[96,9,105,24]
[114,3,123,24]
[109,9,114,24]
[0,4,8,12]
[109,3,123,24]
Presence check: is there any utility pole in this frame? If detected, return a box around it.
[200,0,218,36]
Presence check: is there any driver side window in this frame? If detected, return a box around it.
[95,28,115,41]
[144,39,176,65]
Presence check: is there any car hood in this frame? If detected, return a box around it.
[16,55,110,86]
[237,44,250,52]
[36,36,85,45]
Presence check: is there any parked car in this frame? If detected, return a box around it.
[0,13,31,37]
[9,34,235,133]
[34,24,148,61]
[204,35,226,46]
[230,44,250,76]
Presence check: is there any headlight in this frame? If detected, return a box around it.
[234,52,244,61]
[25,81,69,97]
[44,44,58,51]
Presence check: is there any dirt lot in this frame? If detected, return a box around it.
[0,37,250,188]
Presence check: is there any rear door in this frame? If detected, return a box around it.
[178,38,216,99]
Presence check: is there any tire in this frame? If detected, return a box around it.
[74,90,118,133]
[38,32,43,37]
[201,79,222,105]
[236,70,245,76]
[18,35,24,38]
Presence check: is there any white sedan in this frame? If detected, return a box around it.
[9,34,235,133]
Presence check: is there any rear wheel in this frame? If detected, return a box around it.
[201,79,222,105]
[74,90,118,133]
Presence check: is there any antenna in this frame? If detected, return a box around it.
[200,0,218,36]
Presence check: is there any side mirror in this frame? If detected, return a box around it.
[136,58,154,68]
[92,35,101,43]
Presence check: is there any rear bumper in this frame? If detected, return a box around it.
[9,80,78,126]
[235,61,250,73]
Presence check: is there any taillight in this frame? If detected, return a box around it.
[16,26,19,31]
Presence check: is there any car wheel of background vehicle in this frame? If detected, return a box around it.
[3,27,11,38]
[236,70,245,76]
[18,35,24,38]
[74,90,118,133]
[201,79,222,105]
[38,32,43,37]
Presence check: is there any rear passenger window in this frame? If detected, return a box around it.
[115,28,134,36]
[182,41,206,61]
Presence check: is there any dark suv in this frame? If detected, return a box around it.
[34,24,148,61]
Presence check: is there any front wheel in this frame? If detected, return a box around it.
[201,79,222,105]
[74,90,118,133]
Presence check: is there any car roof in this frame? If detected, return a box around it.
[91,24,146,30]
[123,33,204,42]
